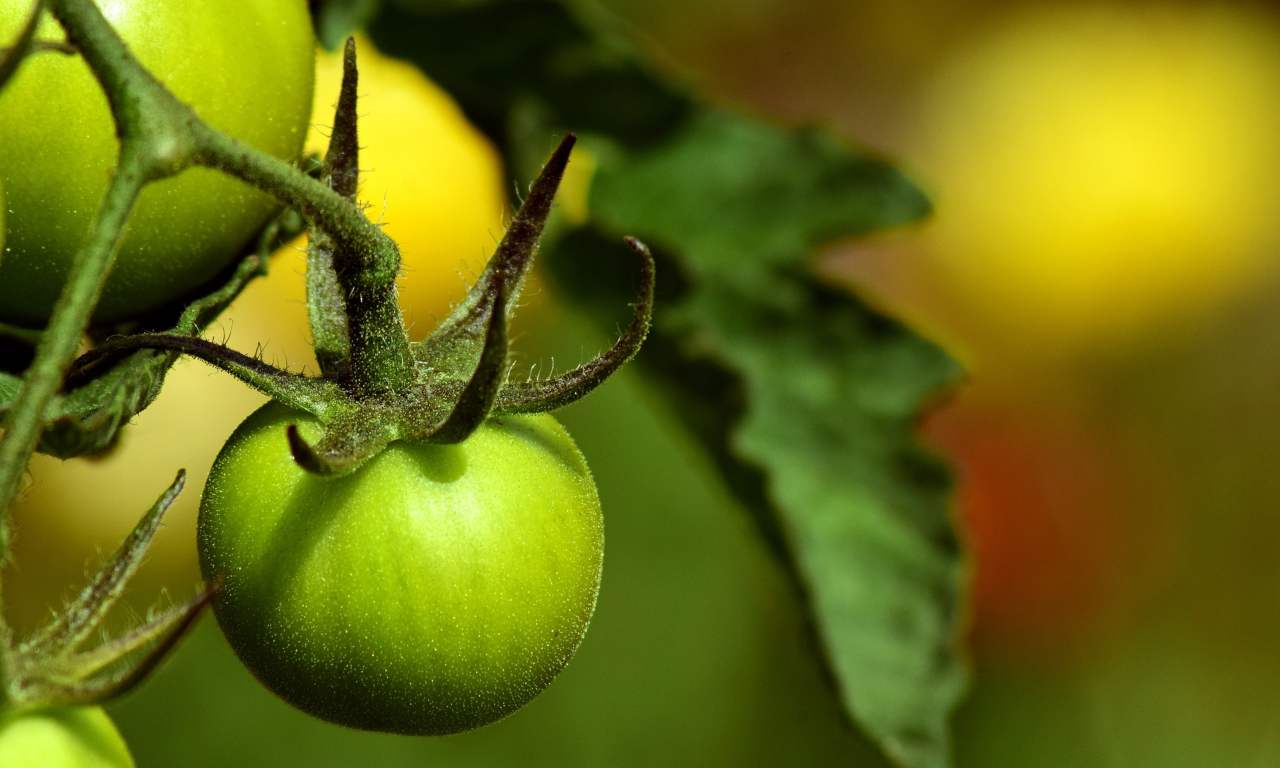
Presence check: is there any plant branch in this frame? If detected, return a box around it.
[0,0,47,92]
[0,153,145,561]
[192,120,415,397]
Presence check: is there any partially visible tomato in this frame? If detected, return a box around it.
[198,404,603,734]
[914,4,1280,362]
[0,0,315,324]
[0,707,133,767]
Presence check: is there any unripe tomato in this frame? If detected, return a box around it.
[0,707,133,767]
[0,0,315,324]
[198,404,604,734]
[915,5,1280,360]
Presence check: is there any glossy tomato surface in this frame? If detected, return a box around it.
[198,404,604,734]
[0,0,315,323]
[0,707,134,768]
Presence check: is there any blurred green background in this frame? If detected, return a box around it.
[10,0,1280,764]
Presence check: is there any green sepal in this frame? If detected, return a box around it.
[6,471,216,711]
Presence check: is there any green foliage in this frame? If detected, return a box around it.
[370,1,968,765]
[588,113,966,768]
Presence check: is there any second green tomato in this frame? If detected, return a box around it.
[0,0,315,324]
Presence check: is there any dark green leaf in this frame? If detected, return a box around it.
[583,114,964,768]
[374,3,968,764]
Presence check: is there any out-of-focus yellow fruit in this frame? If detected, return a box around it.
[915,5,1280,360]
[5,41,508,630]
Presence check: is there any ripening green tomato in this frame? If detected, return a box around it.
[198,404,604,734]
[0,707,134,767]
[0,0,315,324]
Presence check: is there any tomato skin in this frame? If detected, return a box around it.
[0,0,315,324]
[0,707,134,767]
[198,404,604,734]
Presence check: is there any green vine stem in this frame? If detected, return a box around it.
[192,125,416,396]
[0,0,46,91]
[0,0,415,522]
[0,155,145,561]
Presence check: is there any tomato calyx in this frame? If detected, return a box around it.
[2,471,215,714]
[68,40,655,478]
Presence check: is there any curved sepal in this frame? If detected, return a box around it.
[496,237,654,414]
[19,470,186,657]
[69,333,342,418]
[7,474,216,711]
[425,272,509,443]
[0,211,304,458]
[417,133,575,363]
[306,36,360,381]
[286,407,398,477]
[11,583,217,710]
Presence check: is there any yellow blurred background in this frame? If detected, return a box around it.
[8,2,1280,765]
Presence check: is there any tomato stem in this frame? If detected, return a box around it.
[0,152,146,578]
[0,0,46,93]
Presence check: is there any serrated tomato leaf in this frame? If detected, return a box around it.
[377,3,971,764]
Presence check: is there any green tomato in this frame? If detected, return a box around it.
[0,707,134,767]
[0,0,315,324]
[198,403,604,735]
